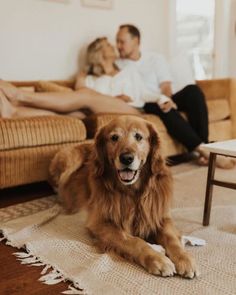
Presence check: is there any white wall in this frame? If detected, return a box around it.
[214,0,231,78]
[213,0,236,78]
[0,0,169,80]
[229,0,236,77]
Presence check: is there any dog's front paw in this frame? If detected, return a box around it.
[174,252,199,279]
[143,253,176,277]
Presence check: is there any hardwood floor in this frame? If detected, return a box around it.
[0,182,70,295]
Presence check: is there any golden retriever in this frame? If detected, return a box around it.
[49,115,198,278]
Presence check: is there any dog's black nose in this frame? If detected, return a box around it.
[119,153,134,165]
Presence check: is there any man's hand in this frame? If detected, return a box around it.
[159,100,177,113]
[116,95,132,102]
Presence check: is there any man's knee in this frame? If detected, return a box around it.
[184,85,204,98]
[182,85,206,108]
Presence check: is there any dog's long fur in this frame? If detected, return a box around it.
[49,116,198,278]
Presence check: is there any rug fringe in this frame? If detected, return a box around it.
[41,264,52,275]
[14,252,33,258]
[1,230,86,295]
[12,250,86,294]
[62,285,85,294]
[39,269,65,285]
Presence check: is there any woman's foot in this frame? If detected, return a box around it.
[196,155,208,166]
[0,80,23,104]
[0,90,17,118]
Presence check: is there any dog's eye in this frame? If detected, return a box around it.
[111,134,119,142]
[134,133,143,141]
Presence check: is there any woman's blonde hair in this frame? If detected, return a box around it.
[85,37,107,77]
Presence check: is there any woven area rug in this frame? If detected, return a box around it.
[1,164,236,295]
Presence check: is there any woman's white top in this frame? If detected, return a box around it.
[85,65,168,108]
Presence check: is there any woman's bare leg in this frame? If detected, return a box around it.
[14,107,60,118]
[0,80,23,103]
[0,81,139,115]
[20,88,139,114]
[0,87,62,118]
[0,91,59,118]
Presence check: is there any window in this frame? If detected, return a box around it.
[176,0,215,79]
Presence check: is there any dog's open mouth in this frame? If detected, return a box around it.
[118,168,139,185]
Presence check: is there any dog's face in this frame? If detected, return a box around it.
[95,116,161,185]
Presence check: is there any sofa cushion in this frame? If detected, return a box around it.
[209,119,233,141]
[0,116,86,151]
[141,114,167,132]
[157,130,186,157]
[206,99,230,122]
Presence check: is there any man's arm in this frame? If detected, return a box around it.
[160,81,172,97]
[159,81,177,112]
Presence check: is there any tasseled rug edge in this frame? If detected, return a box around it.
[0,231,86,295]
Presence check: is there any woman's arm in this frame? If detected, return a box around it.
[74,72,87,90]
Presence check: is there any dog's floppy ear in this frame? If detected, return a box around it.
[147,122,165,175]
[93,125,107,177]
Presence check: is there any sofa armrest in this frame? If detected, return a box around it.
[196,78,230,101]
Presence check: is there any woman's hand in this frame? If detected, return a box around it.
[116,95,132,103]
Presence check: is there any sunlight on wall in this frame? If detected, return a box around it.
[177,0,215,16]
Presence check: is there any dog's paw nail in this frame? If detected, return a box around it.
[185,271,195,279]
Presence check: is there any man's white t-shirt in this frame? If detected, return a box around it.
[85,65,155,108]
[116,52,172,105]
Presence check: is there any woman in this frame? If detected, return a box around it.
[0,38,234,168]
[75,37,149,108]
[0,37,147,119]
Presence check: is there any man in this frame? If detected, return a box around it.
[116,24,210,164]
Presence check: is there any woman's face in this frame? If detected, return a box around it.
[101,40,117,61]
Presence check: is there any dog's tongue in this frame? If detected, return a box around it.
[119,170,135,181]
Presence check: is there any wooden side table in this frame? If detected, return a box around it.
[201,140,236,226]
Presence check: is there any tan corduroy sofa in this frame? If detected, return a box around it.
[84,78,236,157]
[0,78,235,189]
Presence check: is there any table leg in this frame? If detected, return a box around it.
[203,153,217,226]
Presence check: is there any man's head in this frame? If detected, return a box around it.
[116,24,141,60]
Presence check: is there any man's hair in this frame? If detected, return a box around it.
[119,24,141,42]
